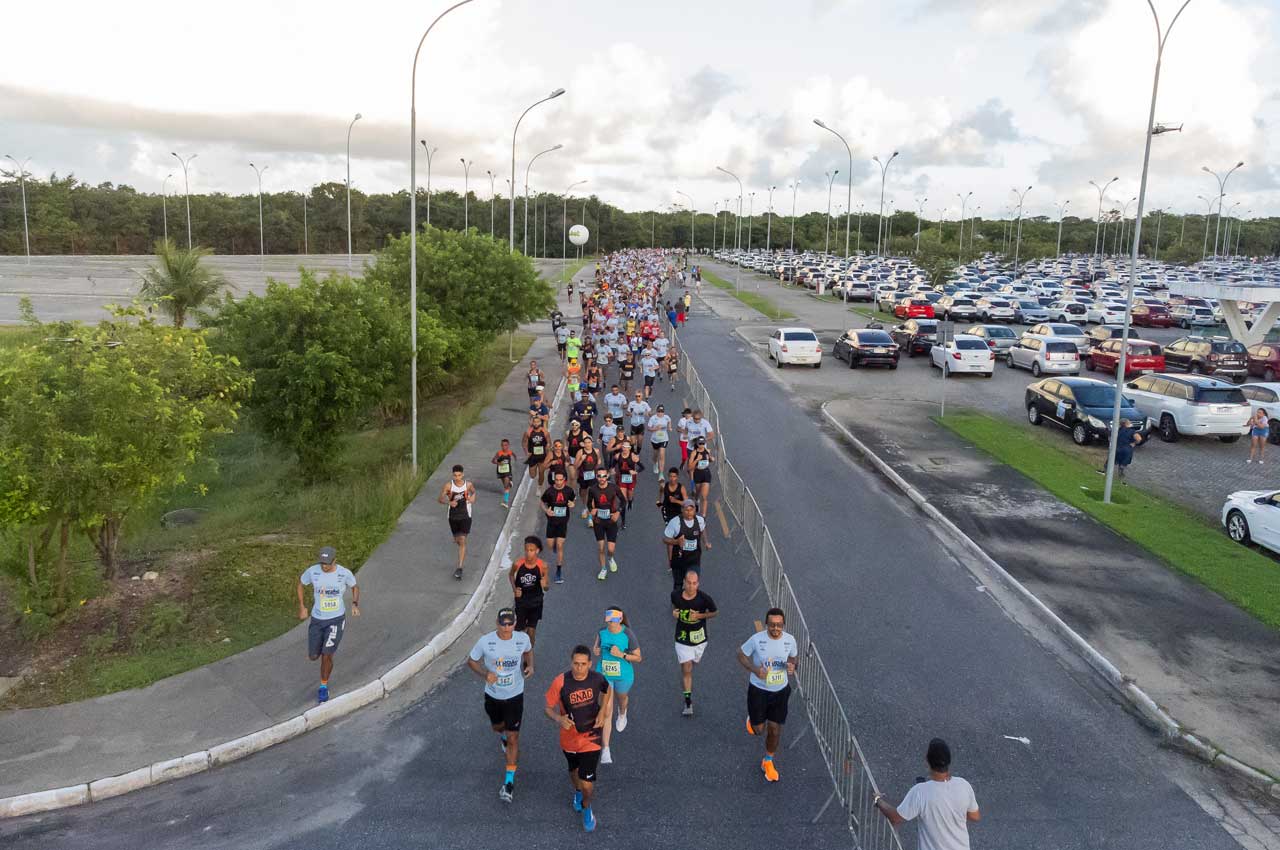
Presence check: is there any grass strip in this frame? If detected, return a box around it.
[849,305,900,324]
[702,270,794,320]
[937,410,1280,630]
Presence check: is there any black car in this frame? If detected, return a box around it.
[891,319,939,357]
[1025,377,1145,446]
[1162,336,1247,382]
[833,328,900,369]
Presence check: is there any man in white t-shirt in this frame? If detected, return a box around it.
[646,404,673,477]
[296,546,360,704]
[874,738,980,850]
[737,608,797,783]
[467,607,534,804]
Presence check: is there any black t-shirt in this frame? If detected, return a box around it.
[587,483,623,523]
[542,485,574,518]
[671,590,717,646]
[512,558,546,606]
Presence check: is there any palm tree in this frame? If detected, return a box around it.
[138,239,232,328]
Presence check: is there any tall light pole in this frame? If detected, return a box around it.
[419,140,437,226]
[1202,160,1244,258]
[956,191,972,264]
[409,0,477,470]
[162,172,173,245]
[1011,185,1031,275]
[675,190,694,251]
[855,204,864,253]
[249,162,269,257]
[813,119,854,256]
[970,205,981,254]
[170,151,197,249]
[763,185,776,252]
[872,151,899,256]
[346,112,361,266]
[1197,194,1214,257]
[510,88,566,252]
[1054,200,1069,256]
[1089,177,1119,270]
[1117,197,1137,255]
[460,158,472,230]
[915,197,928,254]
[788,180,800,253]
[1152,207,1163,260]
[2,155,31,261]
[823,170,838,253]
[746,191,756,251]
[486,170,496,237]
[1103,0,1193,505]
[524,144,562,255]
[562,179,586,278]
[1235,209,1250,256]
[715,165,743,255]
[1223,201,1241,257]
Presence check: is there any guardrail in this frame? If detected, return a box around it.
[667,307,903,850]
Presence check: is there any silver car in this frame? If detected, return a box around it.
[965,324,1019,358]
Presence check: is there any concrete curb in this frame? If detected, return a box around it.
[819,402,1280,798]
[0,374,568,820]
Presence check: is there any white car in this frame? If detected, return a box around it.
[1241,384,1280,440]
[930,334,995,377]
[1223,490,1280,553]
[1123,373,1251,442]
[1086,302,1128,324]
[768,327,822,368]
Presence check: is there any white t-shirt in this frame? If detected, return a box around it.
[604,392,628,419]
[653,337,670,357]
[664,515,705,545]
[641,355,659,377]
[676,416,691,441]
[647,413,672,443]
[300,564,357,620]
[685,419,714,442]
[468,630,532,700]
[627,400,651,425]
[739,629,798,692]
[895,777,979,850]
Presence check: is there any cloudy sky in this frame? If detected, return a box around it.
[1,0,1277,222]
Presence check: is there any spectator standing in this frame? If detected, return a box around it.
[873,738,979,850]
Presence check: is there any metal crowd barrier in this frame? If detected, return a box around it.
[665,299,903,850]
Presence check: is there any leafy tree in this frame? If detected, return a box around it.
[138,239,233,327]
[0,308,248,603]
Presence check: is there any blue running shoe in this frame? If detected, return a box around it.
[317,684,329,703]
[583,808,596,832]
[573,790,583,812]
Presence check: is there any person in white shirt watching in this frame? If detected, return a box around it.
[873,738,980,850]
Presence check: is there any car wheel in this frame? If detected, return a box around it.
[1006,355,1016,369]
[1270,420,1280,446]
[1190,363,1202,375]
[1031,362,1042,377]
[942,363,951,377]
[1027,404,1041,425]
[775,353,782,369]
[1265,368,1276,382]
[1226,510,1251,544]
[890,362,898,370]
[1181,319,1190,329]
[1218,434,1241,444]
[848,353,858,369]
[983,371,993,378]
[1072,423,1090,445]
[1159,413,1179,443]
[813,361,821,370]
[1084,357,1095,372]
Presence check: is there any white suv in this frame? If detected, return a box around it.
[1122,374,1252,443]
[768,327,822,368]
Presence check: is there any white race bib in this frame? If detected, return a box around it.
[688,627,705,644]
[697,459,709,470]
[620,473,633,484]
[765,668,786,687]
[682,538,698,551]
[552,506,567,517]
[495,672,515,688]
[601,659,622,677]
[582,470,595,480]
[498,461,511,474]
[596,508,611,520]
[533,445,544,456]
[318,594,340,613]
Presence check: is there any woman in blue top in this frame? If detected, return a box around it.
[592,607,641,766]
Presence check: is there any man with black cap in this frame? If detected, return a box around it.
[297,546,359,704]
[467,607,534,804]
[663,498,709,591]
[873,738,980,850]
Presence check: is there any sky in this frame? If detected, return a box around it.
[1,0,1278,223]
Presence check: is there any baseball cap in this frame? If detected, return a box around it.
[318,546,336,564]
[656,404,665,412]
[604,609,623,623]
[497,607,517,626]
[682,498,697,508]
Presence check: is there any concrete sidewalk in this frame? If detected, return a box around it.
[0,264,590,800]
[825,396,1280,782]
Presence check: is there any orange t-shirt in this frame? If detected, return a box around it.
[545,670,609,753]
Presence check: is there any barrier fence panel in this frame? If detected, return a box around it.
[666,309,902,850]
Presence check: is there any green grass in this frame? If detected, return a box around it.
[937,411,1280,630]
[703,270,794,320]
[548,258,589,291]
[2,333,534,707]
[849,305,899,324]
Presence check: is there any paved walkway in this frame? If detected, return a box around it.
[0,263,589,799]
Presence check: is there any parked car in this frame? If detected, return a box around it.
[1222,490,1280,553]
[1161,336,1248,382]
[1246,343,1280,382]
[1240,384,1280,444]
[964,324,1019,358]
[768,327,822,368]
[1007,337,1081,376]
[1012,299,1051,324]
[1025,377,1145,446]
[1022,322,1091,354]
[938,296,979,321]
[929,335,995,377]
[1084,325,1126,347]
[832,328,899,369]
[894,297,937,319]
[1086,302,1128,324]
[835,280,874,302]
[891,319,940,357]
[976,297,1016,322]
[1123,373,1251,442]
[1170,304,1216,328]
[1084,338,1166,378]
[876,284,902,312]
[1130,302,1173,328]
[1051,301,1089,322]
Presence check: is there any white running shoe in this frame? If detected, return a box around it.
[597,568,607,581]
[616,712,628,732]
[600,746,613,765]
[609,557,618,573]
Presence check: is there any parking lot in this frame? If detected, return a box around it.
[698,257,1270,521]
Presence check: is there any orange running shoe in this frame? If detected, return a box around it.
[745,717,755,736]
[761,758,779,782]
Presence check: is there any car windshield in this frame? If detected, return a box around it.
[784,331,818,342]
[1211,342,1245,354]
[857,331,894,344]
[1050,325,1084,336]
[988,300,1010,307]
[1197,388,1246,404]
[956,339,986,350]
[986,327,1016,338]
[1130,343,1161,356]
[1074,386,1118,407]
[953,299,974,306]
[1018,300,1040,309]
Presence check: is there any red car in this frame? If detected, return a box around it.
[894,297,936,319]
[1130,303,1172,328]
[1085,338,1165,377]
[1247,343,1280,381]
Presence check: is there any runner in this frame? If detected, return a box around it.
[738,608,799,782]
[565,419,587,459]
[526,360,545,401]
[545,645,611,832]
[566,356,582,402]
[437,465,476,580]
[663,499,709,591]
[555,323,570,362]
[646,403,673,478]
[466,607,533,803]
[509,535,549,647]
[612,439,640,518]
[571,391,597,436]
[565,329,582,364]
[672,570,717,716]
[686,436,716,519]
[592,607,642,765]
[598,414,619,467]
[297,546,359,704]
[523,416,550,486]
[491,438,516,509]
[545,439,571,490]
[640,345,660,399]
[586,363,603,399]
[541,471,575,584]
[587,466,623,581]
[666,345,680,391]
[603,383,628,425]
[626,390,651,454]
[685,408,716,448]
[676,406,693,466]
[572,435,602,523]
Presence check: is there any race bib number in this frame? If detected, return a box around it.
[318,594,340,613]
[682,538,698,551]
[552,506,567,517]
[495,672,515,688]
[596,508,611,520]
[582,470,595,480]
[655,430,668,442]
[688,627,705,644]
[765,668,786,687]
[601,659,622,677]
[498,462,511,474]
[620,473,633,484]
[697,459,709,470]
[533,446,545,456]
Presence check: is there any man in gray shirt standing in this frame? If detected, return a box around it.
[874,738,980,850]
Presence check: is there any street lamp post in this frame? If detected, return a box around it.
[715,168,743,290]
[1202,160,1244,258]
[813,119,854,256]
[1223,201,1241,257]
[170,151,197,249]
[823,170,838,253]
[2,155,31,260]
[419,140,437,226]
[788,180,800,253]
[712,202,718,252]
[1089,177,1119,271]
[1117,197,1137,255]
[1055,200,1069,256]
[346,112,361,266]
[764,185,776,253]
[409,0,477,470]
[1152,207,1163,260]
[1011,185,1031,275]
[249,162,269,257]
[1197,194,1214,257]
[524,144,562,255]
[1236,210,1250,256]
[303,191,308,254]
[970,206,981,254]
[162,172,173,244]
[460,158,473,230]
[956,191,972,264]
[676,190,694,252]
[872,151,899,256]
[1103,0,1193,505]
[509,88,566,252]
[915,197,928,254]
[746,192,756,251]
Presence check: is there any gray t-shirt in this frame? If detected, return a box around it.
[469,630,533,700]
[895,777,978,850]
[300,564,357,620]
[739,630,798,692]
[603,392,628,419]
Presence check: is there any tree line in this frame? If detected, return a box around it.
[2,173,1277,260]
